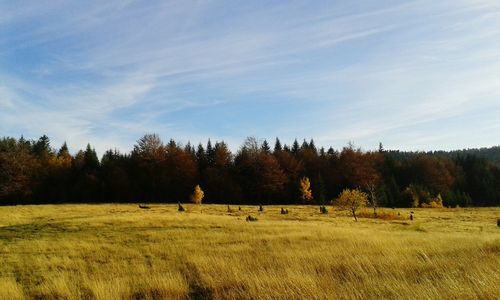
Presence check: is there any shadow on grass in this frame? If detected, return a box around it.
[0,222,78,241]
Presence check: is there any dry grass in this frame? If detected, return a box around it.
[0,204,499,299]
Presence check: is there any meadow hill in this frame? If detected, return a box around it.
[1,134,499,207]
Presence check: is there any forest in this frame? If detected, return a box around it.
[1,134,499,207]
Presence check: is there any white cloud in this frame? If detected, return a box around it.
[1,0,500,154]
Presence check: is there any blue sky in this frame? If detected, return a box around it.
[1,0,500,155]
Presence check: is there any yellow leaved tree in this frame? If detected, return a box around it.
[299,176,313,203]
[191,185,204,205]
[334,189,368,221]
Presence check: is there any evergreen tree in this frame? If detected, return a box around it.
[274,138,282,153]
[33,135,51,157]
[301,139,309,151]
[292,139,300,155]
[206,139,214,166]
[58,142,69,157]
[84,144,99,170]
[309,139,317,153]
[261,140,271,154]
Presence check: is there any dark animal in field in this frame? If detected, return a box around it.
[497,219,499,227]
[281,208,289,214]
[178,202,185,212]
[227,205,233,213]
[138,204,150,209]
[246,215,258,222]
[259,205,264,212]
[319,206,328,214]
[238,206,242,211]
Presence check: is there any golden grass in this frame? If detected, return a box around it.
[0,204,498,299]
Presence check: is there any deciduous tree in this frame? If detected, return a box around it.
[335,189,368,221]
[299,176,313,203]
[191,185,204,204]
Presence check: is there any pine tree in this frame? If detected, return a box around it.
[58,142,69,157]
[292,139,300,155]
[84,144,99,170]
[301,139,308,151]
[378,142,385,153]
[309,139,317,153]
[319,147,326,157]
[261,140,271,154]
[274,138,282,153]
[33,135,51,157]
[206,139,214,166]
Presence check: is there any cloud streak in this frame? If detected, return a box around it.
[1,0,500,154]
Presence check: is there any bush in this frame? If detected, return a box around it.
[421,194,444,208]
[357,210,406,220]
[191,185,204,205]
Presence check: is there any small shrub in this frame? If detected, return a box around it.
[227,205,233,213]
[497,219,499,227]
[191,185,204,205]
[138,204,150,209]
[281,208,289,214]
[246,215,258,222]
[259,205,263,212]
[421,194,444,208]
[319,206,328,214]
[178,202,185,212]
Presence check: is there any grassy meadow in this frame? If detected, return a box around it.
[0,204,499,299]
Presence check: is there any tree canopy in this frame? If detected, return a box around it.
[1,134,499,207]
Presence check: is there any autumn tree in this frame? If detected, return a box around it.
[202,141,240,203]
[132,134,166,201]
[335,189,368,221]
[234,137,287,203]
[191,184,204,204]
[0,137,38,203]
[299,176,313,203]
[273,149,303,203]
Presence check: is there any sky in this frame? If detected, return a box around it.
[1,0,500,155]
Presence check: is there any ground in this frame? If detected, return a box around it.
[0,204,498,299]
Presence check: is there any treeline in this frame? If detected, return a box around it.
[1,134,499,207]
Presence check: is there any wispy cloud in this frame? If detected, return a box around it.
[1,0,500,154]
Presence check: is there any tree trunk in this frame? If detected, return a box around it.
[352,208,358,221]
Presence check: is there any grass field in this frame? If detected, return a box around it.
[0,204,499,299]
